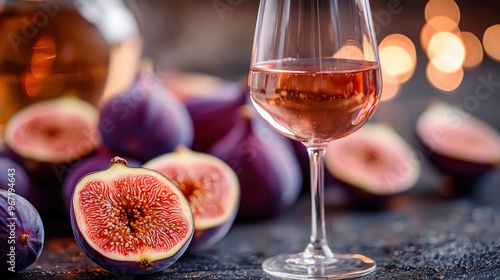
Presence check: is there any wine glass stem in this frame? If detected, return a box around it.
[304,144,334,259]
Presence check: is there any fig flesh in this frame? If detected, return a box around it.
[61,155,141,213]
[208,105,302,219]
[4,97,101,164]
[0,189,44,274]
[71,157,194,275]
[325,123,420,205]
[416,102,500,178]
[162,71,247,152]
[144,147,240,249]
[99,71,194,162]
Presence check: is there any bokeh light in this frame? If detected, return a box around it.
[483,24,500,62]
[363,35,376,62]
[426,62,464,92]
[380,71,400,102]
[460,31,483,70]
[379,34,417,83]
[333,45,365,60]
[420,16,460,51]
[428,32,465,73]
[424,0,460,24]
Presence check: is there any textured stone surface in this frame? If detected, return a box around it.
[9,169,500,280]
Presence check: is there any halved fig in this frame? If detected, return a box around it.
[71,157,194,275]
[144,147,240,249]
[325,123,420,205]
[416,102,500,178]
[416,102,500,196]
[61,154,141,213]
[4,97,101,165]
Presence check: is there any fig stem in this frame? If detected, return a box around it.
[111,156,128,166]
[302,144,334,259]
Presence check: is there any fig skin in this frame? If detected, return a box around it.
[0,157,36,204]
[144,147,240,250]
[208,105,302,220]
[99,71,194,163]
[161,72,248,152]
[189,220,235,249]
[61,154,141,213]
[415,102,500,195]
[0,190,45,274]
[70,157,194,275]
[184,82,247,152]
[325,124,420,208]
[0,138,5,157]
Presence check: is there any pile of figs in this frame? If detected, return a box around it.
[0,68,303,275]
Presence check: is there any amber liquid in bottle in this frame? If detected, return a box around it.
[0,4,109,126]
[250,58,381,143]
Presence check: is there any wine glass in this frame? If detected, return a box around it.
[249,0,381,278]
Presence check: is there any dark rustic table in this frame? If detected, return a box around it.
[9,165,500,280]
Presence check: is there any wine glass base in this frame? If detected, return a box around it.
[262,252,376,279]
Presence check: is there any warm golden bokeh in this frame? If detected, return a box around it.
[380,46,413,80]
[22,35,57,97]
[426,61,464,92]
[420,16,460,51]
[380,71,400,101]
[332,45,365,60]
[460,31,483,70]
[428,32,465,73]
[379,34,417,83]
[483,24,500,62]
[424,0,460,24]
[378,33,418,101]
[363,35,377,62]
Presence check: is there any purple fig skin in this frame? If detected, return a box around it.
[61,155,141,213]
[416,138,496,197]
[189,208,238,250]
[208,106,302,220]
[99,71,194,162]
[0,157,35,203]
[186,82,247,152]
[0,140,6,157]
[70,207,193,275]
[334,179,411,210]
[416,137,497,179]
[0,190,44,274]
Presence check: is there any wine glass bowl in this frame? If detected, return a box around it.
[249,0,381,278]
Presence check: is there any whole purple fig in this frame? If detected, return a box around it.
[162,71,247,152]
[184,82,246,152]
[99,71,194,162]
[0,157,35,204]
[208,105,302,219]
[0,190,44,274]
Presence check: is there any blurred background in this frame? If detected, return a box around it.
[132,0,500,130]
